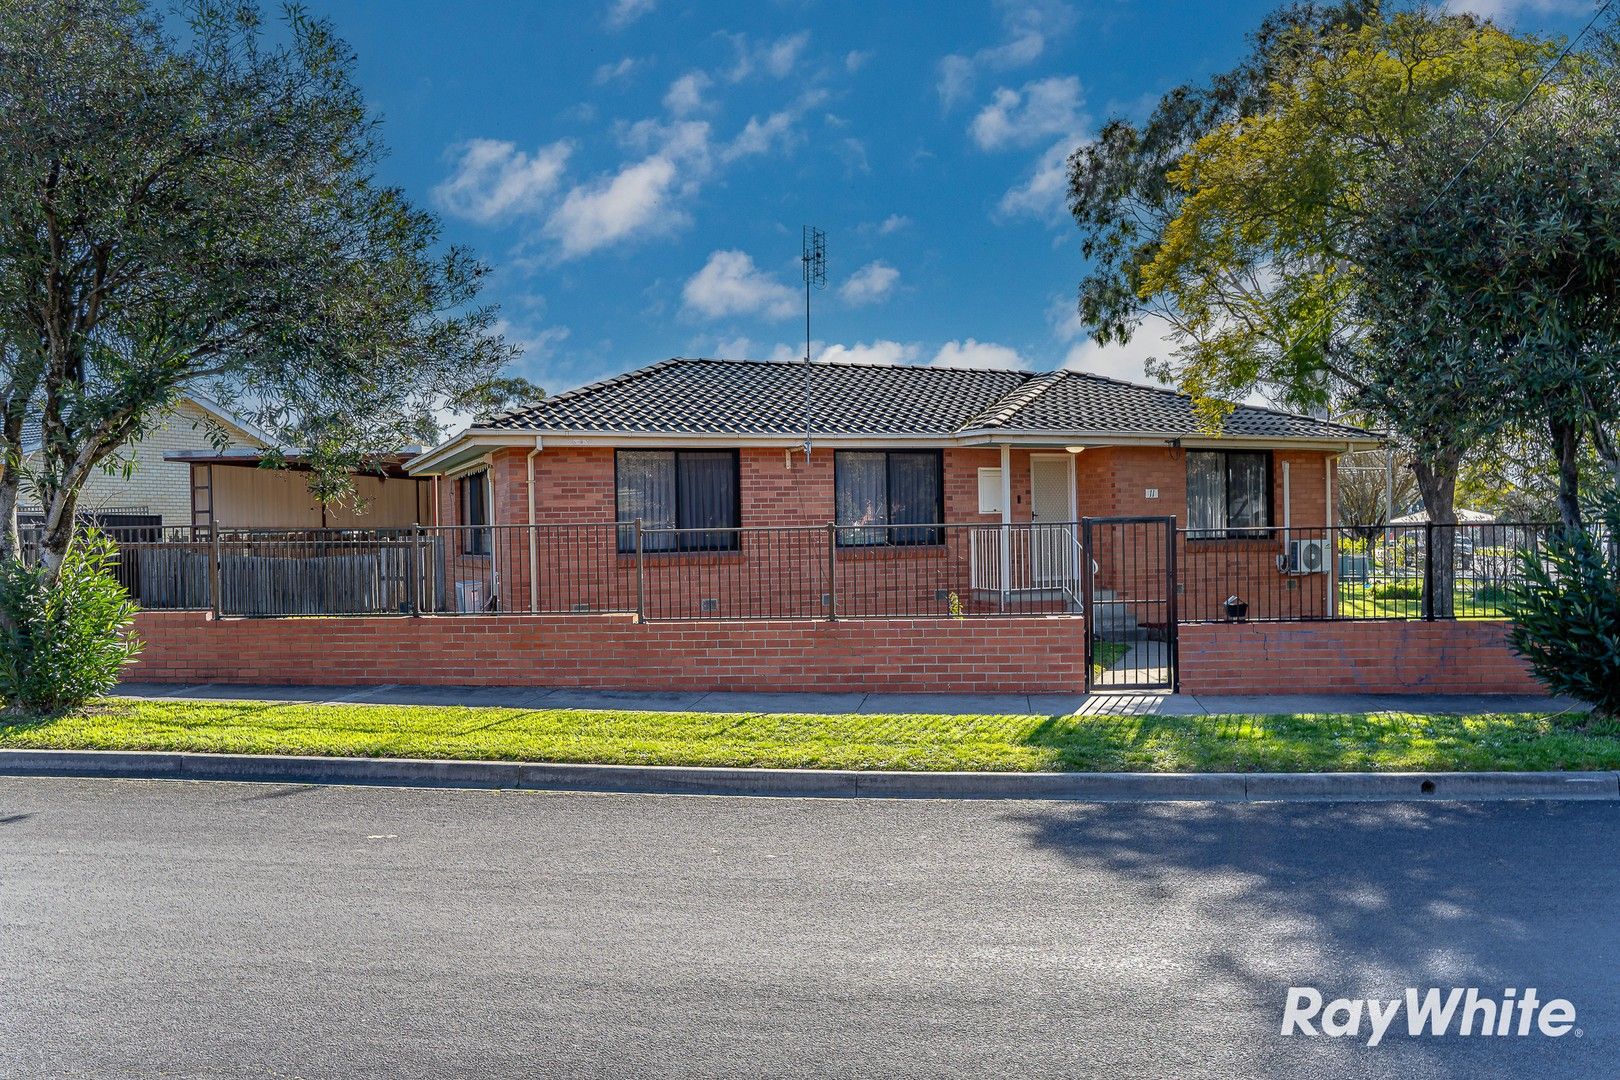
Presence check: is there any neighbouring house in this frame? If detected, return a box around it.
[20,395,273,531]
[19,395,431,534]
[405,357,1381,622]
[168,448,433,533]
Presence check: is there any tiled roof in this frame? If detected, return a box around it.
[486,357,1374,443]
[21,418,41,453]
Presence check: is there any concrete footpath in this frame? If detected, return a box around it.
[114,681,1581,718]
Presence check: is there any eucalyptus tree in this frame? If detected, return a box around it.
[0,0,520,576]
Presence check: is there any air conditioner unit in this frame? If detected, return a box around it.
[454,579,487,613]
[1288,539,1329,575]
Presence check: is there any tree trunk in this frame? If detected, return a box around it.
[1412,451,1459,620]
[0,469,18,565]
[1550,414,1584,536]
[35,486,81,581]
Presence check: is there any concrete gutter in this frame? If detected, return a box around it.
[1,749,1617,803]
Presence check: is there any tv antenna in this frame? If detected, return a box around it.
[801,225,826,459]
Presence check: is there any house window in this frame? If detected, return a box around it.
[1187,450,1272,538]
[834,450,944,546]
[458,471,490,555]
[615,449,739,552]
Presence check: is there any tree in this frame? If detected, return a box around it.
[1352,51,1620,537]
[0,0,520,579]
[1336,448,1416,531]
[1068,6,1566,614]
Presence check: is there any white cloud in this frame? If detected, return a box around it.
[434,139,572,224]
[845,49,873,72]
[931,338,1027,371]
[999,138,1081,222]
[838,261,900,305]
[663,71,712,116]
[594,57,640,84]
[543,156,686,259]
[1047,292,1086,341]
[724,110,797,160]
[878,214,911,235]
[818,340,920,365]
[606,0,655,30]
[721,89,828,162]
[1060,317,1177,385]
[1444,0,1585,18]
[937,0,1076,108]
[724,31,811,82]
[712,335,755,358]
[682,250,799,321]
[970,75,1082,150]
[766,339,921,365]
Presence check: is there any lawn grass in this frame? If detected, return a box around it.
[1335,584,1509,619]
[0,698,1613,773]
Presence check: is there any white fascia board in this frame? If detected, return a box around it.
[954,428,1382,452]
[404,430,543,475]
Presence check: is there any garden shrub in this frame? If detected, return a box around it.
[1370,581,1424,601]
[1507,528,1620,717]
[1471,584,1512,606]
[0,530,142,714]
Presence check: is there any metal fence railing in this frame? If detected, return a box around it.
[13,519,1598,623]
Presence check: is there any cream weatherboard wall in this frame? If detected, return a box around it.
[206,465,430,529]
[31,399,266,527]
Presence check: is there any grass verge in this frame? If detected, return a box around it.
[0,698,1612,773]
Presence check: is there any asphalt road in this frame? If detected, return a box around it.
[3,779,1618,1079]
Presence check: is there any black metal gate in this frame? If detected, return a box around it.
[1081,516,1178,692]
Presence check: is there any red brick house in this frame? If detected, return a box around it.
[404,358,1378,624]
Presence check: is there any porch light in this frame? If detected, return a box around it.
[1065,445,1086,454]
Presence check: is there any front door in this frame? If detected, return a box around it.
[1029,454,1076,589]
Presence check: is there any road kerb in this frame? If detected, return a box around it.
[1,749,1617,803]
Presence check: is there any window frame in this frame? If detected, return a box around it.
[613,448,742,554]
[1185,449,1275,540]
[833,448,947,548]
[458,470,491,556]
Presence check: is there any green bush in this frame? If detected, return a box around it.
[1370,581,1424,601]
[1507,529,1620,717]
[1471,584,1512,606]
[0,531,143,714]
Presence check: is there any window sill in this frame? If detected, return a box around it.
[834,544,948,560]
[616,549,744,564]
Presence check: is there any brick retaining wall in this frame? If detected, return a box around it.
[127,611,1088,694]
[1177,620,1543,696]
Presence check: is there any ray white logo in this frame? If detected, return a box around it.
[1282,987,1580,1046]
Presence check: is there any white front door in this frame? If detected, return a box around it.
[1029,454,1076,588]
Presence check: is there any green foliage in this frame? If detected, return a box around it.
[1508,531,1620,717]
[1369,581,1423,601]
[0,0,521,568]
[0,532,142,714]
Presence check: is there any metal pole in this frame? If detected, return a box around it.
[209,524,222,619]
[826,522,838,621]
[634,518,646,622]
[408,524,421,616]
[1422,521,1436,621]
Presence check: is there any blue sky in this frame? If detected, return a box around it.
[312,0,1590,398]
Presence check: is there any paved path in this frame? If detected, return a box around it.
[117,680,1578,717]
[2,777,1615,1079]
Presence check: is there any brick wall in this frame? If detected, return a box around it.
[1177,620,1543,696]
[127,610,1088,694]
[422,442,1343,622]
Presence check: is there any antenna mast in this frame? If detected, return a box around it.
[801,225,826,460]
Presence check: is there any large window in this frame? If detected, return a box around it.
[1187,450,1272,538]
[616,449,740,552]
[834,450,944,546]
[458,471,490,555]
